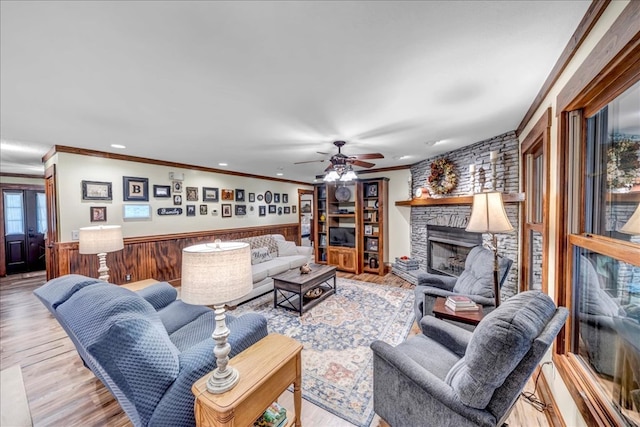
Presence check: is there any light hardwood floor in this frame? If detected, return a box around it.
[0,271,553,426]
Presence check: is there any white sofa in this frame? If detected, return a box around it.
[230,234,313,305]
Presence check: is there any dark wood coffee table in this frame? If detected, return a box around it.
[433,297,484,326]
[273,264,337,315]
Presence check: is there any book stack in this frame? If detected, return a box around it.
[254,402,287,427]
[445,295,479,312]
[394,257,420,271]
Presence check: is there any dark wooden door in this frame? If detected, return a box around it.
[3,189,46,274]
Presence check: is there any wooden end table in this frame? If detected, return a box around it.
[273,264,337,315]
[432,297,484,326]
[192,334,302,427]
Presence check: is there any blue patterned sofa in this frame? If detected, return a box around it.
[34,274,268,427]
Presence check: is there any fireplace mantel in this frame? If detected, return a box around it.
[395,192,524,207]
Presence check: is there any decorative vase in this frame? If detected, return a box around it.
[320,213,326,221]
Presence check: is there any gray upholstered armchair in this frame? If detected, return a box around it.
[371,290,568,427]
[414,245,512,331]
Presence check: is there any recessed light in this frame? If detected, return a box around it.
[276,173,284,176]
[218,163,228,166]
[111,144,126,149]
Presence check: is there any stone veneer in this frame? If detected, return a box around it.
[410,131,520,300]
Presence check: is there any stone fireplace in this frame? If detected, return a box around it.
[427,224,482,277]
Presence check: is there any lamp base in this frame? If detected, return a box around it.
[206,366,240,394]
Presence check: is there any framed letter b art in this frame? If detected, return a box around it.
[123,176,149,201]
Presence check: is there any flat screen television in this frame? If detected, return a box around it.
[329,226,356,247]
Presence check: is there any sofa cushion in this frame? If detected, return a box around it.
[237,235,278,256]
[138,282,178,311]
[157,300,212,335]
[251,262,271,283]
[278,255,308,269]
[251,247,272,265]
[260,259,291,277]
[277,240,298,256]
[33,274,102,312]
[453,246,495,299]
[169,310,217,351]
[445,290,556,409]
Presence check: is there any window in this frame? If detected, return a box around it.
[36,192,47,234]
[4,192,24,235]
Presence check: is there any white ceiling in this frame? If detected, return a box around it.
[0,1,591,182]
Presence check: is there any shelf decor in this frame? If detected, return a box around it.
[427,158,457,196]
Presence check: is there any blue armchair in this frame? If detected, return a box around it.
[371,290,568,427]
[414,245,512,331]
[34,275,268,427]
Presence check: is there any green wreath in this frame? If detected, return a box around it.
[427,158,457,195]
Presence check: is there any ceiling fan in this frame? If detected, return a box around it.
[294,140,384,171]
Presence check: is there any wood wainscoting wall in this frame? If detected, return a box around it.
[50,224,300,285]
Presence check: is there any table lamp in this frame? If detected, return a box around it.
[466,192,513,306]
[79,225,124,282]
[180,239,252,394]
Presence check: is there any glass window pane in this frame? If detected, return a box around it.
[573,248,640,425]
[528,230,543,290]
[4,193,24,235]
[36,192,47,234]
[532,153,543,224]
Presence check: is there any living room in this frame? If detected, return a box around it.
[1,1,639,427]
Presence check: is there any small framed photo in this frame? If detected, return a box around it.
[274,193,280,203]
[153,185,171,198]
[259,205,266,216]
[173,194,182,205]
[186,205,196,216]
[90,206,107,222]
[236,189,245,202]
[268,205,277,214]
[199,204,208,215]
[222,204,232,217]
[123,204,152,220]
[284,206,291,214]
[366,183,378,197]
[235,204,247,216]
[248,192,255,202]
[221,189,234,201]
[172,181,183,193]
[292,205,297,214]
[282,194,288,203]
[203,187,219,202]
[364,224,373,235]
[82,181,112,201]
[319,234,327,246]
[123,176,149,201]
[366,237,379,251]
[186,187,198,201]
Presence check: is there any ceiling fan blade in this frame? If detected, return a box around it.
[294,159,325,165]
[316,151,330,155]
[350,159,375,168]
[324,164,334,172]
[351,153,384,160]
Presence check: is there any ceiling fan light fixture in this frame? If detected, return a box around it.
[324,170,340,182]
[340,167,357,182]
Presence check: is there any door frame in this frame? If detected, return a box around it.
[297,189,314,246]
[0,182,45,276]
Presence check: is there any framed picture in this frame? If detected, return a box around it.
[199,204,208,215]
[236,189,245,202]
[366,237,379,251]
[278,207,283,215]
[202,187,219,202]
[186,205,196,216]
[82,181,112,201]
[292,205,297,214]
[173,194,182,205]
[284,206,291,214]
[172,181,183,193]
[123,204,152,220]
[319,234,327,246]
[248,192,255,202]
[283,194,288,204]
[257,194,264,201]
[264,191,273,204]
[274,193,280,203]
[222,204,232,217]
[235,204,247,216]
[221,189,234,201]
[123,176,149,201]
[268,205,276,214]
[364,224,373,235]
[366,183,378,197]
[90,206,107,222]
[186,187,198,201]
[259,205,266,216]
[153,185,171,198]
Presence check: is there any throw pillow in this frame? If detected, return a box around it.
[277,240,298,257]
[251,247,272,265]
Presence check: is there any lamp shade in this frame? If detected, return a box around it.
[466,192,514,233]
[181,240,252,305]
[79,225,124,254]
[620,204,640,235]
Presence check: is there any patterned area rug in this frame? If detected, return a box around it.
[233,278,415,426]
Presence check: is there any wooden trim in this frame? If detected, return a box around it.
[395,192,524,207]
[517,0,609,136]
[46,145,313,186]
[557,1,640,113]
[0,172,44,179]
[569,234,640,266]
[535,366,566,427]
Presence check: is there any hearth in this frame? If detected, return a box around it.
[427,225,482,277]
